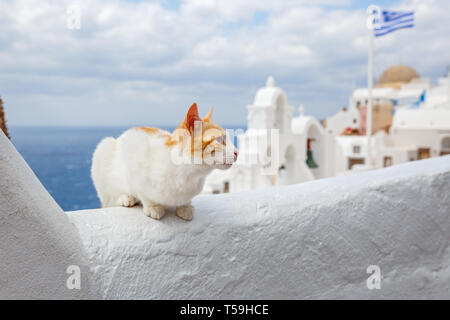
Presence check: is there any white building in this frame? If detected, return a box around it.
[203,76,334,194]
[332,64,450,172]
[204,65,450,194]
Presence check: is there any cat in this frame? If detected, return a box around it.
[91,103,238,220]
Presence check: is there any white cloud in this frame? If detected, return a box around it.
[0,0,449,127]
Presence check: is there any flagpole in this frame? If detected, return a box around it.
[367,27,374,166]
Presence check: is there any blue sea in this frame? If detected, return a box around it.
[9,126,242,211]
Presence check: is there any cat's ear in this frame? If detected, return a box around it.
[184,102,202,134]
[203,107,213,122]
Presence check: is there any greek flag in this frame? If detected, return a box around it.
[374,10,414,37]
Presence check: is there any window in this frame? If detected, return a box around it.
[418,148,431,160]
[348,158,365,170]
[383,156,392,167]
[441,137,450,156]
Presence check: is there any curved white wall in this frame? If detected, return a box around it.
[69,156,450,299]
[0,132,97,299]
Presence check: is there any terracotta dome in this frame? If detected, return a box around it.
[376,64,419,86]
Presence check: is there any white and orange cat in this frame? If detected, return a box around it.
[91,103,237,220]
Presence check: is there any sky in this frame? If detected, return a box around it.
[1,0,449,127]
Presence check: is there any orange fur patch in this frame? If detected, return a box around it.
[136,127,160,135]
[161,133,179,147]
[134,104,226,155]
[203,121,223,132]
[202,122,225,151]
[174,120,226,155]
[135,126,179,147]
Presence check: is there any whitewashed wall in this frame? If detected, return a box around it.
[0,132,97,299]
[69,156,450,299]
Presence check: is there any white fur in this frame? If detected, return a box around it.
[91,128,235,220]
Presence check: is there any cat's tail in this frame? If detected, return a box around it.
[91,137,117,207]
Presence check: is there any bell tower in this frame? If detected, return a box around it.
[246,76,292,134]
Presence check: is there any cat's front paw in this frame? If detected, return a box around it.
[176,204,194,221]
[118,194,137,207]
[144,204,166,220]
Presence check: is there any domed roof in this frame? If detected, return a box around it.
[377,64,419,85]
[253,76,287,107]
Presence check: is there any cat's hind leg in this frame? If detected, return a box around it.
[117,194,137,207]
[141,198,166,220]
[176,203,194,221]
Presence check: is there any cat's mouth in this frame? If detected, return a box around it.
[214,152,237,169]
[207,149,238,169]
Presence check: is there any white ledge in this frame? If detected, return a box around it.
[68,156,450,299]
